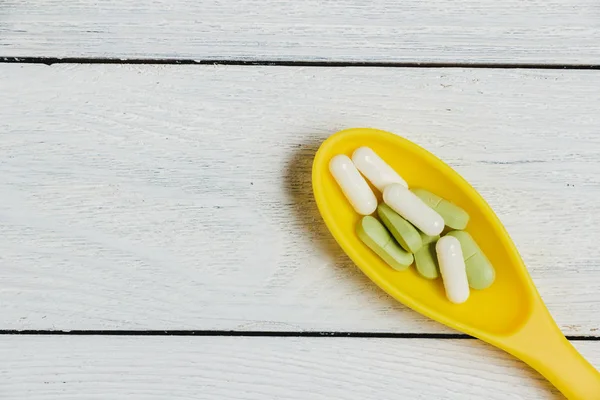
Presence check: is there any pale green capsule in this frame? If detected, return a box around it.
[411,188,470,230]
[357,216,414,271]
[414,241,440,279]
[377,204,422,253]
[445,230,495,290]
[413,231,440,279]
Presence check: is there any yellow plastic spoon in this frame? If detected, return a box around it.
[312,127,600,399]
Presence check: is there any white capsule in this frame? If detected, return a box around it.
[352,146,408,191]
[436,236,470,304]
[382,184,444,236]
[329,154,378,215]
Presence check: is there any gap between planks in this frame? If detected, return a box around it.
[1,57,600,69]
[1,330,600,341]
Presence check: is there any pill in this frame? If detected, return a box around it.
[411,188,470,230]
[414,232,440,279]
[377,203,422,253]
[383,184,444,236]
[445,230,478,258]
[329,154,378,215]
[352,146,408,191]
[356,215,414,271]
[436,236,470,304]
[445,230,496,290]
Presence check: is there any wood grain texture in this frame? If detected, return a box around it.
[1,0,599,64]
[1,65,600,333]
[4,336,598,399]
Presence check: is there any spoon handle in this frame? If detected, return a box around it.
[502,302,600,399]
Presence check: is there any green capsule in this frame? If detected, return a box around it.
[446,230,495,290]
[412,188,470,230]
[377,203,422,253]
[414,232,440,279]
[356,216,414,271]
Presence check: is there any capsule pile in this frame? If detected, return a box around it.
[329,146,495,304]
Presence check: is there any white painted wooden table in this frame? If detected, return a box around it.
[1,1,600,398]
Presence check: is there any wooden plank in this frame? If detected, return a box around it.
[3,335,597,398]
[1,0,599,64]
[1,65,600,333]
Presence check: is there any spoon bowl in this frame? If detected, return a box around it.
[312,127,600,399]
